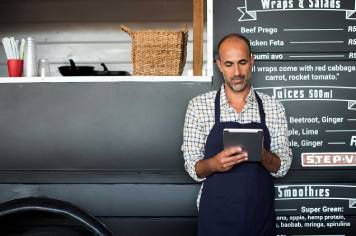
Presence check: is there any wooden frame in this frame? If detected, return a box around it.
[193,0,204,76]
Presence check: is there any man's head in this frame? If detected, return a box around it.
[216,34,254,93]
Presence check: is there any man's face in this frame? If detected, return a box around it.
[216,38,254,93]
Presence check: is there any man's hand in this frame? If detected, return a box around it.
[211,146,248,172]
[195,146,248,178]
[261,149,281,173]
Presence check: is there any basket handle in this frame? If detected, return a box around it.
[120,25,132,35]
[182,24,188,33]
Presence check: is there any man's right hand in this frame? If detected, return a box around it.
[195,146,248,178]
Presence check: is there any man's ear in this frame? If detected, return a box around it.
[215,58,223,73]
[250,53,255,66]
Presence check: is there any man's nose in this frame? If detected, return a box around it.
[233,64,241,77]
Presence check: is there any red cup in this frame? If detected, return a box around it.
[7,59,24,77]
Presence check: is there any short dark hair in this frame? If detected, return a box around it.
[216,33,252,59]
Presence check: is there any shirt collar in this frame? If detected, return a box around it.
[220,84,256,111]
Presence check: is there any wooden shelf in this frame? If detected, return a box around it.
[0,76,212,83]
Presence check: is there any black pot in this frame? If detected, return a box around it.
[58,59,95,76]
[93,63,130,76]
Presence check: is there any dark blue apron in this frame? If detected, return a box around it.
[198,89,275,236]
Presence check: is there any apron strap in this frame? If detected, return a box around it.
[254,91,271,150]
[254,91,266,125]
[214,89,221,123]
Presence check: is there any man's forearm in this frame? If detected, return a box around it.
[195,158,215,178]
[261,149,281,173]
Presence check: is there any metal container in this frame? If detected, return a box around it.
[24,37,37,77]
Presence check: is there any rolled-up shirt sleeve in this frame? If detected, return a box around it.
[181,100,206,182]
[268,101,292,178]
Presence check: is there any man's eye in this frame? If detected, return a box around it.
[240,61,247,65]
[225,63,233,67]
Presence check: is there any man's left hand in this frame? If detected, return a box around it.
[261,149,281,173]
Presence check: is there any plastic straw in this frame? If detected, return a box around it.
[2,36,24,59]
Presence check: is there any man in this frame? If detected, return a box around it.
[182,33,292,235]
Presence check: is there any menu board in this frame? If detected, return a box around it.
[213,0,356,235]
[213,0,356,169]
[275,184,356,235]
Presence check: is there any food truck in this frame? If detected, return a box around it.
[0,0,355,235]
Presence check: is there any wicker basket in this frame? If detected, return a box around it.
[121,25,188,76]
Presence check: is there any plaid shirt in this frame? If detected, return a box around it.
[181,84,292,207]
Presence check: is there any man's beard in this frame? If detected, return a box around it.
[225,76,250,92]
